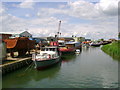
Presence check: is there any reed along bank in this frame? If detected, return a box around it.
[101,40,120,61]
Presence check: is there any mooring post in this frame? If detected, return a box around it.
[10,49,14,58]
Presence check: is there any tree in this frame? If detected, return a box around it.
[100,38,104,41]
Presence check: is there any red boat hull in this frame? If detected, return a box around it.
[59,47,75,54]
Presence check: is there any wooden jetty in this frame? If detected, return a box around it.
[0,57,32,75]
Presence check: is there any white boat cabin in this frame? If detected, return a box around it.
[35,46,60,60]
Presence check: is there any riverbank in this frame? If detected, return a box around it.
[101,40,120,61]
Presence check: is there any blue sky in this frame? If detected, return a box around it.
[3,2,68,19]
[1,0,119,40]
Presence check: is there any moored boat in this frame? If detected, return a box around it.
[82,41,90,48]
[90,43,101,47]
[32,46,61,70]
[59,46,75,54]
[101,41,111,45]
[59,41,81,54]
[65,41,81,49]
[57,40,74,54]
[75,49,81,54]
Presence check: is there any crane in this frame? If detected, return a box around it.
[57,20,61,38]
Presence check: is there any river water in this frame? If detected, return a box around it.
[2,47,118,88]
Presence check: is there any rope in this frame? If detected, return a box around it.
[24,62,34,72]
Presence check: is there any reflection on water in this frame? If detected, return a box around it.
[82,46,89,51]
[2,47,118,88]
[61,54,76,63]
[2,62,61,88]
[31,62,61,81]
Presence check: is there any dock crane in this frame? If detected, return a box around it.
[51,21,61,46]
[56,20,61,38]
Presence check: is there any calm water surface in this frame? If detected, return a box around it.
[2,47,118,88]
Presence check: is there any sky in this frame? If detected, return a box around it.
[0,0,119,40]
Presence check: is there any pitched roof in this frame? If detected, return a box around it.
[0,31,31,35]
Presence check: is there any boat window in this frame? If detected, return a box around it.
[59,43,62,45]
[50,48,53,51]
[41,48,45,51]
[42,53,47,55]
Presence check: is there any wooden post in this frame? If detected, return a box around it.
[10,49,14,58]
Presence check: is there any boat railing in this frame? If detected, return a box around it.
[32,52,58,60]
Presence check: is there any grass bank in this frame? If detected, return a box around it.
[101,41,120,61]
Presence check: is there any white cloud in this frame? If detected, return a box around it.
[59,4,67,9]
[34,0,118,39]
[0,2,6,15]
[69,0,98,19]
[95,0,119,16]
[25,14,31,17]
[1,11,118,39]
[69,0,119,19]
[18,0,35,9]
[37,8,68,18]
[0,8,4,14]
[37,0,119,20]
[1,0,118,40]
[1,10,62,37]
